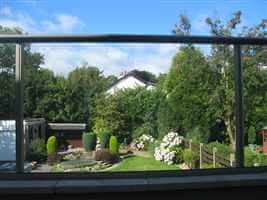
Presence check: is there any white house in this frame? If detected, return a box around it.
[106,70,155,95]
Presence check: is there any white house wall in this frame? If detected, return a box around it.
[106,76,147,95]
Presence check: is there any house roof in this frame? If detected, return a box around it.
[106,70,155,91]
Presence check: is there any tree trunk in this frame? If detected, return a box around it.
[225,116,236,151]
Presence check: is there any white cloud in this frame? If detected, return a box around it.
[0,7,84,33]
[32,43,179,77]
[0,6,12,17]
[0,10,37,32]
[57,14,84,32]
[41,14,85,33]
[0,6,179,77]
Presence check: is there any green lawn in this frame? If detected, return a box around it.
[111,155,180,172]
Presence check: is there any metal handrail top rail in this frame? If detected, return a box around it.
[0,34,266,45]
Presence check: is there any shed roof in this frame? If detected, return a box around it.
[47,123,86,131]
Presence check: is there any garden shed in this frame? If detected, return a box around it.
[47,123,87,148]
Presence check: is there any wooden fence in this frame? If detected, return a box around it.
[184,140,235,168]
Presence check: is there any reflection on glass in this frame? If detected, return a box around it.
[243,45,267,167]
[12,43,239,173]
[0,42,16,172]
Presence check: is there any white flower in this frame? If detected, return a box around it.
[132,134,155,151]
[153,132,184,165]
[95,138,101,151]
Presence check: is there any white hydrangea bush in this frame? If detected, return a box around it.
[130,134,155,151]
[154,132,184,165]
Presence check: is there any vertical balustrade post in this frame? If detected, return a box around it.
[213,147,217,168]
[200,143,203,169]
[234,44,244,168]
[15,43,24,173]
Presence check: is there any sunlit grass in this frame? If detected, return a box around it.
[111,155,180,171]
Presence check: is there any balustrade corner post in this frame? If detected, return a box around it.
[15,43,24,173]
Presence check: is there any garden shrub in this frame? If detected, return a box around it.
[183,149,199,167]
[47,136,57,156]
[202,163,214,169]
[207,141,232,157]
[98,132,110,149]
[109,136,119,155]
[245,146,257,167]
[93,86,163,144]
[255,153,265,166]
[92,118,110,134]
[256,153,267,166]
[133,123,152,138]
[157,97,182,140]
[82,132,97,152]
[94,149,119,164]
[248,126,256,144]
[27,138,47,162]
[169,145,184,164]
[125,87,162,139]
[147,140,161,156]
[93,92,131,143]
[186,127,209,144]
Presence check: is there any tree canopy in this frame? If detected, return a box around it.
[167,11,267,148]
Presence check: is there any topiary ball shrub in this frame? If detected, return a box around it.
[47,136,57,156]
[109,136,119,155]
[94,149,119,164]
[99,132,110,149]
[83,132,97,152]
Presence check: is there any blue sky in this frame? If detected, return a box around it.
[0,0,266,76]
